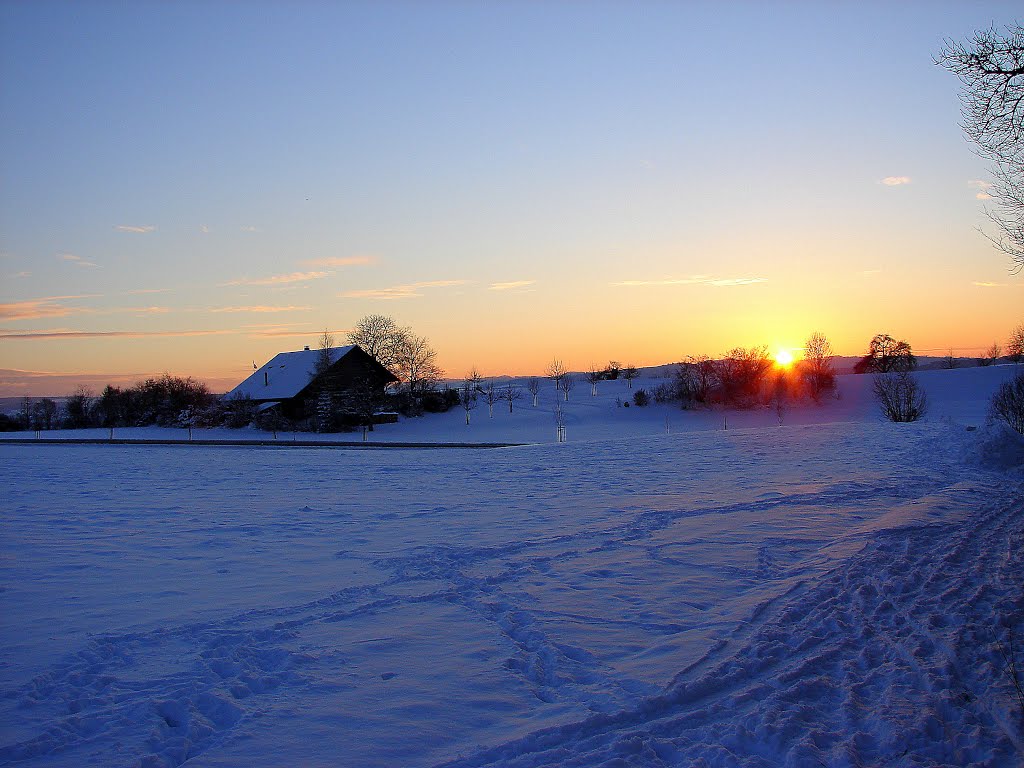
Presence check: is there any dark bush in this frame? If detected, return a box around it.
[222,393,259,428]
[632,388,650,407]
[873,372,927,422]
[714,347,772,407]
[62,388,95,429]
[420,387,460,413]
[653,382,677,404]
[989,372,1024,434]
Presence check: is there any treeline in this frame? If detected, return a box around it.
[0,373,461,433]
[1,375,217,432]
[661,336,836,410]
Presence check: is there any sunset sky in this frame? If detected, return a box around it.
[2,1,1022,396]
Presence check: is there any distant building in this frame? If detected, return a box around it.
[225,345,398,427]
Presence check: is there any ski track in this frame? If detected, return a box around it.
[1,424,1021,766]
[433,480,1024,768]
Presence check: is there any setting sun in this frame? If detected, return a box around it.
[774,349,795,367]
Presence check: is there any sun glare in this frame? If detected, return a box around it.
[774,349,794,367]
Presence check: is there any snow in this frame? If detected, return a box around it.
[226,345,355,402]
[1,365,1023,767]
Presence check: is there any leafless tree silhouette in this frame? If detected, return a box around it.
[939,24,1024,272]
[873,372,927,422]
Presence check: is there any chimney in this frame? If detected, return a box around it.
[304,345,310,351]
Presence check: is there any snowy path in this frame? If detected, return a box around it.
[438,479,1024,767]
[1,423,1021,766]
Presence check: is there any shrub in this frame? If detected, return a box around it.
[989,372,1024,434]
[873,372,927,422]
[632,388,650,407]
[423,387,459,413]
[653,382,677,404]
[222,393,258,428]
[714,346,772,407]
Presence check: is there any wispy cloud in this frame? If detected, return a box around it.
[970,278,1019,286]
[126,288,170,295]
[302,255,376,268]
[860,269,882,276]
[341,279,470,300]
[114,224,156,233]
[613,275,766,288]
[968,179,993,200]
[489,280,536,291]
[223,271,328,287]
[240,226,260,233]
[0,295,97,321]
[113,306,171,315]
[0,329,233,340]
[707,277,766,287]
[59,253,99,268]
[210,305,311,313]
[245,327,350,338]
[881,176,911,186]
[200,225,210,233]
[11,271,31,279]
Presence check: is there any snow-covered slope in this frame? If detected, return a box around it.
[0,366,1022,767]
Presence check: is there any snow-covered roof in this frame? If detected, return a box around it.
[226,345,356,402]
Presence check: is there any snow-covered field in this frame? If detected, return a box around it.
[2,367,1023,766]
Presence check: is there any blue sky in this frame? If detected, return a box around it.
[1,1,1021,394]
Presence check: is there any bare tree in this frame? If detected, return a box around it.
[546,359,566,392]
[942,348,959,369]
[483,379,500,418]
[685,355,716,404]
[1009,324,1024,364]
[560,373,575,401]
[715,346,773,407]
[989,370,1024,433]
[527,377,540,407]
[553,401,566,442]
[314,328,336,377]
[347,314,408,373]
[465,366,484,393]
[873,372,928,422]
[980,342,1003,366]
[17,397,32,430]
[772,370,789,425]
[622,364,638,389]
[459,376,477,425]
[63,386,94,429]
[394,333,443,400]
[35,398,58,431]
[586,365,602,396]
[801,331,836,402]
[854,334,916,373]
[940,24,1024,272]
[502,381,522,413]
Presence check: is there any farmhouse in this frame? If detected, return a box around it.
[225,345,398,427]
